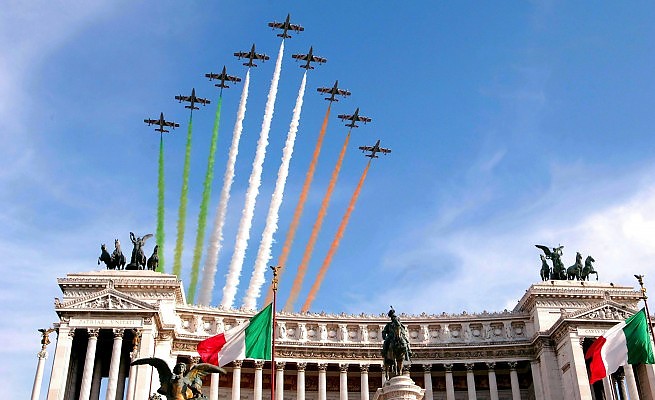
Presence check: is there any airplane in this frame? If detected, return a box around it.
[268,13,304,38]
[205,66,241,89]
[317,80,351,102]
[291,46,327,70]
[359,139,391,158]
[144,112,179,133]
[175,88,211,110]
[234,44,270,68]
[337,107,372,128]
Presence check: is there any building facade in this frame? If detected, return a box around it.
[38,270,655,400]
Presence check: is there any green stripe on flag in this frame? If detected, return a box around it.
[245,303,273,360]
[625,308,655,365]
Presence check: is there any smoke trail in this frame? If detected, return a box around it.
[283,130,351,311]
[301,160,372,312]
[198,70,251,306]
[156,134,165,272]
[173,112,194,277]
[187,96,223,303]
[221,41,285,308]
[243,71,307,310]
[264,103,332,304]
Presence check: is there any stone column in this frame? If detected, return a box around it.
[210,372,220,400]
[421,364,433,400]
[276,362,285,400]
[134,326,156,400]
[318,363,328,400]
[78,328,99,400]
[530,361,545,400]
[360,364,370,400]
[642,365,655,399]
[47,327,75,400]
[602,377,615,400]
[616,370,628,400]
[566,334,593,400]
[105,329,124,400]
[465,363,476,400]
[253,360,264,400]
[232,360,243,400]
[508,362,521,400]
[339,363,349,400]
[623,364,640,400]
[31,348,48,400]
[486,362,499,400]
[444,364,455,400]
[297,362,307,400]
[90,359,102,400]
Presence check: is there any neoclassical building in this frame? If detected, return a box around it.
[36,270,655,400]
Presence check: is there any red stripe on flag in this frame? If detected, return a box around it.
[197,333,227,365]
[585,335,608,384]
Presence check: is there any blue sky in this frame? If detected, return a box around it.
[4,1,655,397]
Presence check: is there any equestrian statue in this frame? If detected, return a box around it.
[381,307,412,380]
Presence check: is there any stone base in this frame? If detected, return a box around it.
[373,375,425,400]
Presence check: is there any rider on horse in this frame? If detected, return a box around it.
[382,307,412,379]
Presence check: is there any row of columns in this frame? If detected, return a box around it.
[218,361,526,400]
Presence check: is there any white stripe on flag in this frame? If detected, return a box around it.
[218,320,251,367]
[600,320,628,375]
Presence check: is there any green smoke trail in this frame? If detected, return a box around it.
[156,134,165,272]
[173,112,194,277]
[187,96,223,303]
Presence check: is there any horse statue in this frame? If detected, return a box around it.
[382,307,411,380]
[112,239,126,270]
[147,245,159,271]
[581,256,598,281]
[127,232,153,270]
[567,252,583,280]
[98,244,115,269]
[539,254,550,281]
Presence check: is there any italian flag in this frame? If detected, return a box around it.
[197,303,273,367]
[585,308,654,384]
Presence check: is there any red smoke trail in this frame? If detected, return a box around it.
[301,159,372,312]
[264,104,332,305]
[283,130,350,311]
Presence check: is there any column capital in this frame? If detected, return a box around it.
[88,328,100,338]
[233,360,243,368]
[360,364,370,373]
[465,363,475,371]
[254,360,265,370]
[276,361,286,370]
[485,362,496,370]
[507,361,518,370]
[112,328,124,338]
[67,329,76,339]
[422,363,432,372]
[443,363,454,372]
[339,363,349,372]
[317,363,328,371]
[297,362,307,372]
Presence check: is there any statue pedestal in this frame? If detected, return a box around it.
[373,375,425,400]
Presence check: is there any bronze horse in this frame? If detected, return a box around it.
[382,321,410,380]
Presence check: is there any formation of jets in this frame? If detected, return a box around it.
[268,14,304,38]
[144,112,179,133]
[359,139,391,158]
[175,88,211,110]
[205,66,241,89]
[337,108,372,128]
[291,46,327,70]
[234,44,270,68]
[317,80,351,102]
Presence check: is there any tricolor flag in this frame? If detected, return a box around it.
[197,303,273,367]
[585,308,655,384]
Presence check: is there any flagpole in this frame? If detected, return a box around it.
[634,274,655,346]
[270,265,280,400]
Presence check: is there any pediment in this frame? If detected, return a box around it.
[566,300,636,322]
[56,287,156,312]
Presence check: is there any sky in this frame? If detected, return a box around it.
[3,1,655,397]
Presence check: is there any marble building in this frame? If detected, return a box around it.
[36,270,655,400]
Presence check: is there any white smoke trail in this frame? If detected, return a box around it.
[197,69,251,306]
[243,71,307,310]
[220,41,285,308]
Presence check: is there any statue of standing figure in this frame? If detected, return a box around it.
[127,232,153,270]
[536,245,565,280]
[381,307,412,380]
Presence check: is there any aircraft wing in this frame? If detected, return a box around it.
[233,51,249,58]
[268,22,284,29]
[144,118,158,125]
[379,148,391,154]
[317,88,332,94]
[312,56,327,64]
[337,89,351,96]
[196,98,211,105]
[357,116,372,123]
[292,54,309,61]
[255,53,270,61]
[359,146,374,152]
[289,24,304,33]
[165,121,180,128]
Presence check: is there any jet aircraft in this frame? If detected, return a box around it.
[234,44,270,68]
[268,14,304,38]
[205,66,241,89]
[175,88,211,110]
[359,139,391,158]
[291,46,327,70]
[337,108,372,128]
[317,80,351,102]
[144,112,179,133]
